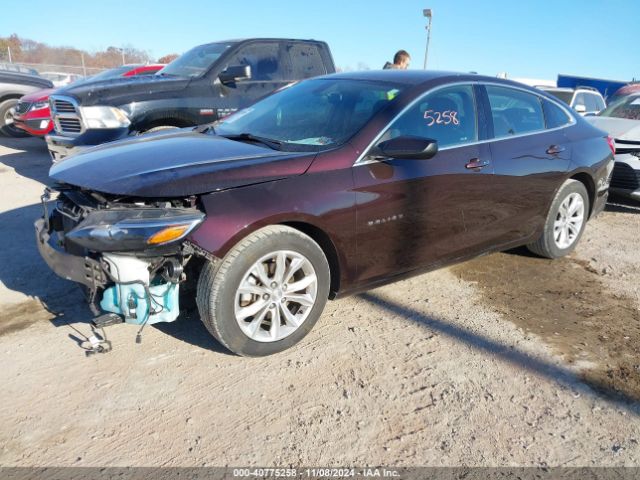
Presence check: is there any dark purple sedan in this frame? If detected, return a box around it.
[36,71,614,356]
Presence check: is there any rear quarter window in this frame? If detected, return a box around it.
[543,99,572,129]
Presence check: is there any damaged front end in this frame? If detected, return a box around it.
[35,185,206,329]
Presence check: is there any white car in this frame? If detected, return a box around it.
[39,71,84,87]
[586,94,640,200]
[539,86,606,116]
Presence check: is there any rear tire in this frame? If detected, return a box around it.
[196,225,330,356]
[0,99,29,137]
[527,179,589,259]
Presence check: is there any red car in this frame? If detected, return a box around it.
[13,64,164,137]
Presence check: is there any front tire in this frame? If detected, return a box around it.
[196,225,330,356]
[0,99,29,137]
[527,179,589,258]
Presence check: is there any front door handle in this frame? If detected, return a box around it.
[465,158,490,170]
[546,145,566,155]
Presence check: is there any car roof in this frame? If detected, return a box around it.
[314,69,528,88]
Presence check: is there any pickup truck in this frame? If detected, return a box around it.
[46,38,335,162]
[0,71,54,137]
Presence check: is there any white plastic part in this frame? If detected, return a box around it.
[102,254,150,285]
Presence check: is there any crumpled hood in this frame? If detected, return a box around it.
[49,130,316,197]
[585,116,640,141]
[55,74,190,106]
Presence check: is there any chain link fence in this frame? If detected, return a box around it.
[0,51,109,77]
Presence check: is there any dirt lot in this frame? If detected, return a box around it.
[0,136,639,467]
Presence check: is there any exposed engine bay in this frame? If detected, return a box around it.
[36,185,208,346]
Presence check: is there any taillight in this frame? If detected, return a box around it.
[606,135,616,156]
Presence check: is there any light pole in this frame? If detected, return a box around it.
[423,8,433,69]
[115,47,126,65]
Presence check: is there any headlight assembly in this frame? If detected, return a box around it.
[30,100,49,111]
[64,208,205,251]
[80,105,131,129]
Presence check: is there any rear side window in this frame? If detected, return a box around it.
[383,85,477,148]
[284,43,327,80]
[225,43,284,81]
[486,85,545,138]
[543,100,572,129]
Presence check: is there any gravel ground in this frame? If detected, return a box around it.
[0,136,639,467]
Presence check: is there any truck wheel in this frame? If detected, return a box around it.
[196,225,330,356]
[0,99,29,137]
[142,125,180,135]
[527,179,589,259]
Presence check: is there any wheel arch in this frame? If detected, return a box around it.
[279,221,342,298]
[569,171,596,217]
[0,94,22,104]
[137,116,193,132]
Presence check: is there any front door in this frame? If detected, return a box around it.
[353,84,496,285]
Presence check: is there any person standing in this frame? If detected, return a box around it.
[383,50,411,70]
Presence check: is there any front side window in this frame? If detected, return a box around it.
[215,78,404,150]
[224,43,283,81]
[382,85,477,148]
[486,85,545,138]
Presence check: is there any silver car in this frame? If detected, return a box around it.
[587,93,640,200]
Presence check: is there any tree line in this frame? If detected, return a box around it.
[0,34,179,68]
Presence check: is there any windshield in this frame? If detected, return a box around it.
[543,89,574,105]
[599,94,640,120]
[158,43,233,78]
[214,78,405,151]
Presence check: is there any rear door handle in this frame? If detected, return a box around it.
[465,158,490,170]
[546,145,566,155]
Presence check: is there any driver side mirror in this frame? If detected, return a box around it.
[574,104,587,114]
[219,65,252,85]
[374,136,439,160]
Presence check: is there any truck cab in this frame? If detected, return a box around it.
[46,38,335,162]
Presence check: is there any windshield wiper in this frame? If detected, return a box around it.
[220,133,283,150]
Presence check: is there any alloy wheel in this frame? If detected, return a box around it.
[553,192,585,249]
[234,250,318,342]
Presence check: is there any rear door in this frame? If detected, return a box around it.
[481,84,573,244]
[353,83,497,284]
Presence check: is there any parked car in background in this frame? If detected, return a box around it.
[0,71,53,137]
[0,63,39,75]
[46,38,335,162]
[586,93,640,200]
[36,71,613,356]
[538,86,606,116]
[609,83,640,104]
[40,72,84,87]
[13,64,164,137]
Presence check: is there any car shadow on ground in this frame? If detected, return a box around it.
[0,136,53,185]
[359,291,640,415]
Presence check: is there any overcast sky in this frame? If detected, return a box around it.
[1,0,638,81]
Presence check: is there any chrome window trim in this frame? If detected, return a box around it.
[353,80,577,167]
